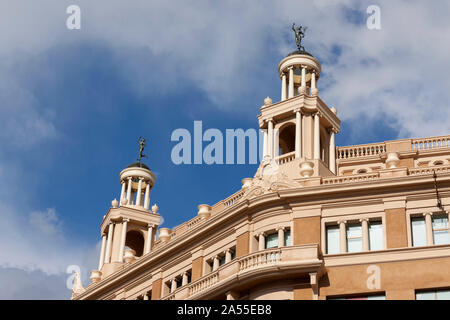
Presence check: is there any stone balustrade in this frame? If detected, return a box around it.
[276,151,296,165]
[322,172,380,185]
[185,245,320,299]
[411,135,450,151]
[223,189,246,207]
[337,143,386,160]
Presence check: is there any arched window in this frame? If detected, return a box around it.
[125,230,145,257]
[278,124,296,155]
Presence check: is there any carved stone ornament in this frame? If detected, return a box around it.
[71,271,85,298]
[238,155,302,201]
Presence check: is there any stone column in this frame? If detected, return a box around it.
[263,129,268,157]
[311,71,318,95]
[144,224,154,254]
[273,128,279,158]
[226,291,240,300]
[295,109,302,159]
[119,181,126,205]
[171,279,177,293]
[104,223,114,264]
[258,233,266,251]
[288,66,294,98]
[118,219,129,263]
[268,119,274,158]
[136,178,143,206]
[338,220,347,253]
[277,227,285,248]
[310,272,319,300]
[144,182,151,210]
[225,249,232,264]
[314,113,321,160]
[281,73,287,101]
[98,234,107,270]
[301,65,307,94]
[182,272,189,286]
[424,213,434,246]
[329,129,336,174]
[361,218,370,251]
[126,177,132,204]
[213,256,220,271]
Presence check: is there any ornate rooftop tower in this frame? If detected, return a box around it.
[89,138,161,284]
[258,25,340,183]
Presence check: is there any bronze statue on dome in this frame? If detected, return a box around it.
[292,23,308,52]
[137,136,148,165]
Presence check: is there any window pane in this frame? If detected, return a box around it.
[347,238,362,253]
[284,230,291,246]
[347,223,362,253]
[434,230,450,245]
[436,290,450,300]
[265,233,278,249]
[326,226,340,254]
[433,215,450,245]
[367,295,385,300]
[412,217,427,247]
[347,224,362,237]
[369,221,384,251]
[219,255,226,266]
[433,215,448,229]
[416,292,435,300]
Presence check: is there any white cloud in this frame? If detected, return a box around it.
[0,0,448,140]
[0,0,450,299]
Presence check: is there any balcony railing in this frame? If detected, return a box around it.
[337,143,386,160]
[337,135,450,160]
[275,151,296,165]
[223,189,246,207]
[183,244,321,299]
[411,135,450,151]
[322,172,380,185]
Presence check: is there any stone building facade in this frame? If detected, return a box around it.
[72,46,450,301]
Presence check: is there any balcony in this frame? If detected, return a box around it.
[337,134,450,161]
[161,244,322,300]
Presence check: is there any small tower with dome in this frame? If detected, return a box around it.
[89,137,161,282]
[258,24,341,181]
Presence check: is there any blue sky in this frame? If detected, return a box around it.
[0,0,449,299]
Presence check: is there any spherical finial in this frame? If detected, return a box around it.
[330,107,337,115]
[152,203,159,213]
[264,96,272,106]
[111,198,119,208]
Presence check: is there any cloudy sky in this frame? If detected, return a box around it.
[0,0,449,299]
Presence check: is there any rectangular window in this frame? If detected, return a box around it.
[369,221,384,251]
[432,214,450,245]
[284,229,291,246]
[346,223,362,253]
[326,225,340,254]
[328,294,385,300]
[416,289,450,300]
[265,233,278,249]
[219,255,226,266]
[411,217,427,247]
[231,250,236,260]
[175,277,182,288]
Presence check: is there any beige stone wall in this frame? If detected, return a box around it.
[191,256,203,281]
[151,279,162,300]
[320,257,450,299]
[385,208,408,249]
[293,217,321,245]
[236,232,250,258]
